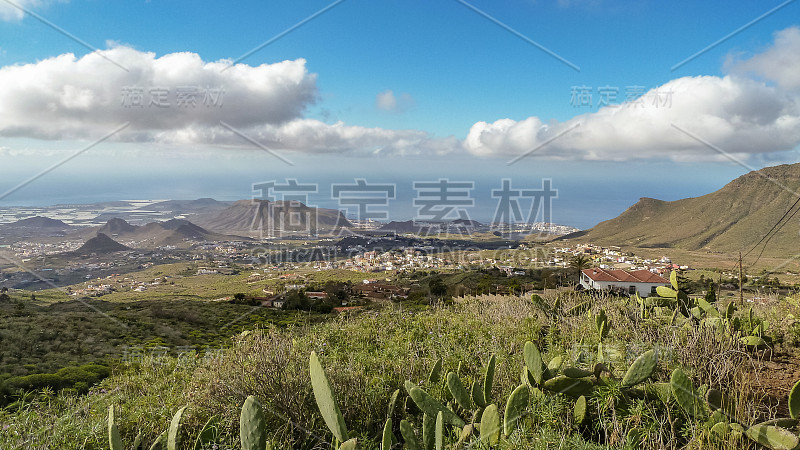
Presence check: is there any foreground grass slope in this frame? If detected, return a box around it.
[1,291,799,448]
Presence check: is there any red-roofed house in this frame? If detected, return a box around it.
[580,268,670,297]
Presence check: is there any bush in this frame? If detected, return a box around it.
[1,363,110,402]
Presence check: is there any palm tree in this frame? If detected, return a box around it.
[569,254,592,286]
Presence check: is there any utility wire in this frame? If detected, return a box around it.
[749,200,800,268]
[742,194,800,259]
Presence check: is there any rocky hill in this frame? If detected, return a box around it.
[560,163,800,256]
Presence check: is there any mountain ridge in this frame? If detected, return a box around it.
[560,163,800,256]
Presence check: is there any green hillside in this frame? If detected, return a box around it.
[567,163,800,256]
[2,292,798,449]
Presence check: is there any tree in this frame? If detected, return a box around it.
[429,278,448,299]
[509,278,522,295]
[311,298,335,313]
[569,254,591,272]
[283,290,310,311]
[568,254,591,285]
[704,284,717,303]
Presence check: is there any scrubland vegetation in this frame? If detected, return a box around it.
[2,279,800,449]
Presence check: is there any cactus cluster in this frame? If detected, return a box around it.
[107,397,267,449]
[378,354,534,448]
[635,271,776,352]
[107,403,195,450]
[667,369,800,450]
[530,293,590,319]
[105,334,800,449]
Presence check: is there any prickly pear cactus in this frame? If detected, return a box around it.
[435,412,444,450]
[524,341,545,386]
[387,389,400,421]
[405,381,465,427]
[166,405,186,450]
[504,384,529,436]
[548,356,563,373]
[480,403,500,445]
[422,413,435,450]
[543,375,594,398]
[471,379,487,408]
[484,354,496,405]
[573,395,587,426]
[670,369,705,419]
[595,309,609,341]
[240,396,267,450]
[621,350,658,387]
[740,335,767,347]
[400,419,421,450]
[339,438,359,450]
[745,423,799,450]
[310,351,349,442]
[789,379,800,420]
[563,367,593,379]
[446,371,472,410]
[381,418,393,450]
[428,358,443,385]
[108,405,123,450]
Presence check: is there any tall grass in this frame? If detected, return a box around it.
[0,291,796,448]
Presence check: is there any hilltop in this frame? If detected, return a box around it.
[0,216,73,243]
[7,217,71,229]
[76,218,246,248]
[197,199,352,235]
[72,233,131,255]
[561,163,800,256]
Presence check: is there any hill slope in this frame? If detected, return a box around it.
[198,200,352,235]
[73,233,131,255]
[7,217,71,229]
[565,163,800,256]
[75,218,245,248]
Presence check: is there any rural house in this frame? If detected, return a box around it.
[580,268,670,297]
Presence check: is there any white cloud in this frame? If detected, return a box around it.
[465,75,800,161]
[0,0,39,21]
[0,46,455,155]
[0,0,64,22]
[154,119,459,156]
[726,26,800,91]
[0,45,317,140]
[375,90,397,111]
[3,25,800,161]
[375,89,415,113]
[464,26,800,162]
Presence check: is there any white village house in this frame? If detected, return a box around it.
[580,268,670,297]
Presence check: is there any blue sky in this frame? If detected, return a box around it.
[1,0,799,227]
[2,0,793,134]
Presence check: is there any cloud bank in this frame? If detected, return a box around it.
[0,45,448,155]
[726,26,800,92]
[1,26,799,160]
[465,75,800,160]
